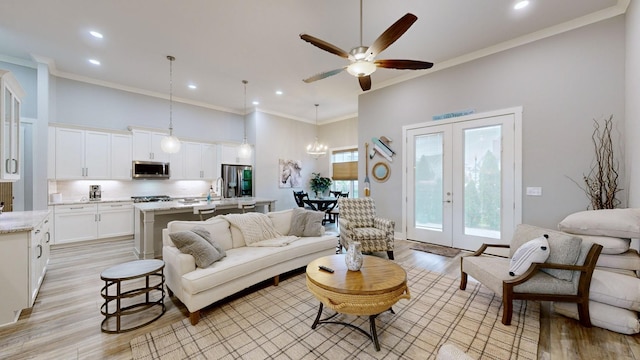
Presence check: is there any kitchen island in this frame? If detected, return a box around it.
[134,198,276,259]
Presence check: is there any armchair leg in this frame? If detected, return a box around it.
[460,272,468,290]
[577,301,593,327]
[502,297,513,325]
[387,251,394,260]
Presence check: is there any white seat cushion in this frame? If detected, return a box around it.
[596,249,640,271]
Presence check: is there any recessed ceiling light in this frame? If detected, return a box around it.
[188,84,197,89]
[89,31,103,39]
[514,1,529,10]
[252,101,259,106]
[88,59,101,65]
[275,90,283,95]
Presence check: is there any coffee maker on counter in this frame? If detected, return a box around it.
[90,185,101,201]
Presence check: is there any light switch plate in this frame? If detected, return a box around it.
[526,187,542,196]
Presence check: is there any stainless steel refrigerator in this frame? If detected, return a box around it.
[221,164,253,198]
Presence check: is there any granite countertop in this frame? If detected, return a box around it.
[134,198,274,212]
[0,210,51,234]
[48,198,134,206]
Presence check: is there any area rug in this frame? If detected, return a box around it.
[131,267,539,360]
[410,242,462,257]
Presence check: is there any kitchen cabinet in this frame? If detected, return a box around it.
[169,149,185,180]
[131,129,169,162]
[47,127,55,179]
[111,133,133,179]
[184,142,217,179]
[0,70,25,181]
[54,202,134,244]
[220,143,252,166]
[0,211,50,326]
[55,128,110,179]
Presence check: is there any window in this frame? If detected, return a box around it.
[331,148,358,197]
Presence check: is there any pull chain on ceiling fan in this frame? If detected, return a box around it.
[300,0,434,91]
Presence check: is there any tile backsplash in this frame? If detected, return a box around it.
[50,179,214,202]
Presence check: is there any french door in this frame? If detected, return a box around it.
[405,108,521,251]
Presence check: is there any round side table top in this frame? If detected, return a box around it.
[101,259,165,281]
[307,255,407,295]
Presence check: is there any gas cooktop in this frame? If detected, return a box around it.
[131,195,172,203]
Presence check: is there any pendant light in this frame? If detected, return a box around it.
[238,80,252,159]
[160,55,181,154]
[306,104,327,159]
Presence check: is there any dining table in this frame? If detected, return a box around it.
[303,198,338,224]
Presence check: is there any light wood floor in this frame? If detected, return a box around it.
[0,237,639,359]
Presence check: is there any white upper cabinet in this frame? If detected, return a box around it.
[55,128,110,179]
[131,129,169,162]
[47,126,55,179]
[220,144,252,166]
[0,70,25,181]
[110,133,132,179]
[183,142,217,180]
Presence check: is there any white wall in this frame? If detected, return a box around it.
[359,16,626,230]
[626,1,640,207]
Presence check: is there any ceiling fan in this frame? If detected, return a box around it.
[300,0,434,91]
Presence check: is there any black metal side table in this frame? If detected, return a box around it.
[100,259,165,333]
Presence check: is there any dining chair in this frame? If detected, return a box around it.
[293,190,312,209]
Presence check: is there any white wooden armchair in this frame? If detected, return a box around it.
[337,197,395,260]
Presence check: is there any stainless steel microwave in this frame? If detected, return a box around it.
[132,161,170,179]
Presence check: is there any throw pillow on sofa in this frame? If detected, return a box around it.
[191,226,226,257]
[509,235,550,276]
[289,208,324,237]
[169,229,224,268]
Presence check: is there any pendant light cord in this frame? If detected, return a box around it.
[167,55,175,136]
[242,80,248,140]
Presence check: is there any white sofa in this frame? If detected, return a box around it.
[162,208,338,325]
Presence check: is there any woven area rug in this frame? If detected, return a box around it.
[410,242,462,257]
[131,267,539,360]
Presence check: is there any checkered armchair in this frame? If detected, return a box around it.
[337,197,395,260]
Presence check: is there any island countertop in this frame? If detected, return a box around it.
[0,210,51,234]
[134,197,275,212]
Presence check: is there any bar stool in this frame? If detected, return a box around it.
[193,204,216,221]
[238,199,257,213]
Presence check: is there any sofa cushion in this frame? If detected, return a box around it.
[590,269,640,312]
[181,234,338,295]
[510,224,582,281]
[509,235,550,276]
[223,213,283,246]
[267,209,293,235]
[191,226,226,257]
[167,218,233,250]
[169,229,224,268]
[596,249,640,271]
[578,235,630,255]
[558,208,640,238]
[289,208,324,237]
[553,301,640,335]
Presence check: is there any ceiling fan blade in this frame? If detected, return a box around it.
[303,68,346,83]
[358,75,372,91]
[375,59,434,70]
[300,34,349,59]
[366,13,418,59]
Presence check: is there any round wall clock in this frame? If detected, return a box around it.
[372,162,390,182]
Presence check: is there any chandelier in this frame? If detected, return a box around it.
[160,55,181,154]
[238,80,252,159]
[306,104,327,159]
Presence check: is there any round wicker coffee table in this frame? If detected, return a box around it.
[306,255,410,351]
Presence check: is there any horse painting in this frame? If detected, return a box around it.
[279,159,302,188]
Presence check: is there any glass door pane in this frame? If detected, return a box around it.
[463,125,501,239]
[415,133,443,231]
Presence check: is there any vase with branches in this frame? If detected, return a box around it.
[570,115,622,209]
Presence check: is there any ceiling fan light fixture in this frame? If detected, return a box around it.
[347,60,377,77]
